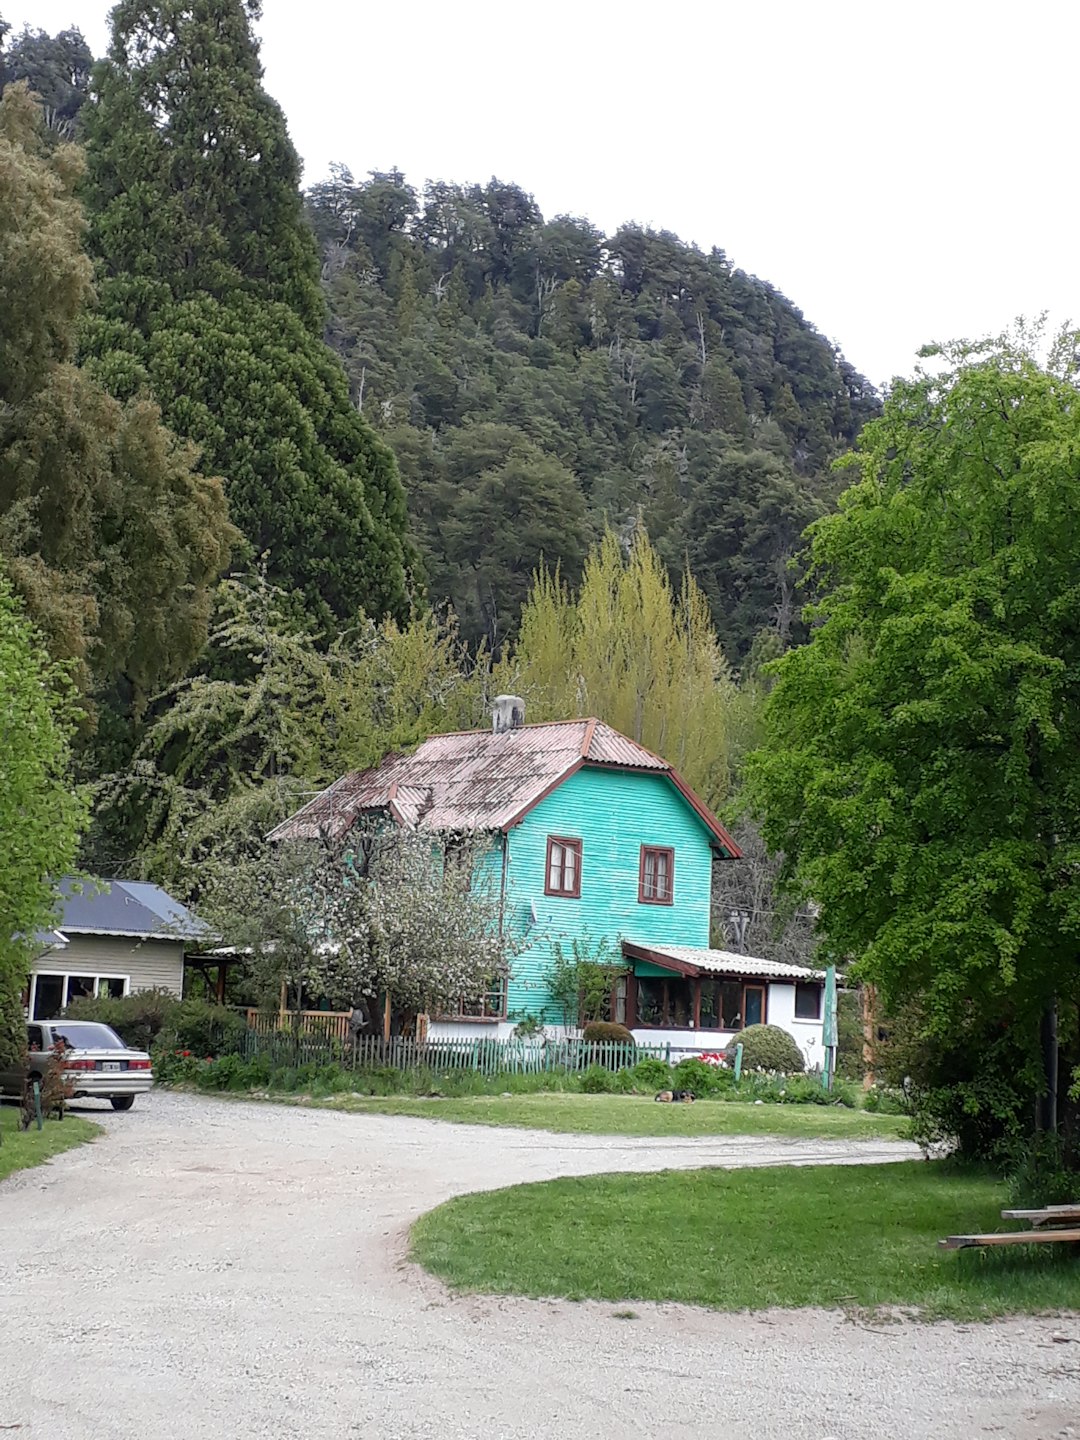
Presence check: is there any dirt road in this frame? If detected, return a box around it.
[1,1094,1076,1440]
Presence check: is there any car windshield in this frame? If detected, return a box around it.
[48,1023,126,1051]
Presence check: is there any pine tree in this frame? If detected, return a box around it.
[79,0,410,629]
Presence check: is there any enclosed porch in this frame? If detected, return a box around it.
[620,941,826,1066]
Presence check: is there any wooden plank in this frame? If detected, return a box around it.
[939,1228,1080,1251]
[1001,1204,1080,1226]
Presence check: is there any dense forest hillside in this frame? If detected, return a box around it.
[306,169,879,658]
[0,19,881,659]
[0,19,877,663]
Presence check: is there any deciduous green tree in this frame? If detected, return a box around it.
[747,328,1080,1155]
[0,571,87,1067]
[100,571,487,892]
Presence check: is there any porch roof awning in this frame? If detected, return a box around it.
[622,941,824,982]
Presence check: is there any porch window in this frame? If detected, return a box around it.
[636,977,665,1026]
[545,837,582,897]
[636,976,768,1031]
[633,975,695,1028]
[700,980,747,1029]
[639,846,674,904]
[794,982,822,1020]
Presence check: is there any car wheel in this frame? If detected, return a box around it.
[109,1095,136,1111]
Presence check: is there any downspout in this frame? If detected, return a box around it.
[499,830,508,931]
[499,831,510,1022]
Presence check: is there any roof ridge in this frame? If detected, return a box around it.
[422,717,595,739]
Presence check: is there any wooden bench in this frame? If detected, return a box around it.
[940,1203,1080,1250]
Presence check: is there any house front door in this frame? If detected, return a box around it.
[744,985,765,1027]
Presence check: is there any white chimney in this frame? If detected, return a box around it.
[492,695,526,734]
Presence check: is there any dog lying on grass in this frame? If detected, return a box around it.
[654,1089,695,1103]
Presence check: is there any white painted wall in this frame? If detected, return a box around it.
[429,1021,520,1043]
[765,982,825,1067]
[629,1027,735,1055]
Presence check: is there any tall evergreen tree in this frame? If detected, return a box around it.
[80,0,410,629]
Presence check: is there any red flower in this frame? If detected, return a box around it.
[182,1050,191,1057]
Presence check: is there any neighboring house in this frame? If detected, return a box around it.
[271,700,826,1064]
[23,878,211,1021]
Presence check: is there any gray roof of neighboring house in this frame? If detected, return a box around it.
[623,941,824,982]
[268,718,740,855]
[51,877,210,943]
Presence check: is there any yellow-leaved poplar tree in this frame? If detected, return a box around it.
[497,529,756,808]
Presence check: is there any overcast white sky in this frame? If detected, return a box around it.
[10,0,1077,386]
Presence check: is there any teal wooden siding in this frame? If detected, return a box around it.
[502,766,715,1024]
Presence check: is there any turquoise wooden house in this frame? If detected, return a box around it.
[271,699,825,1062]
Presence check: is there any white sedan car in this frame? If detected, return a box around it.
[23,1020,154,1111]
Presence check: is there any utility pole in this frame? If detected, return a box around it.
[728,908,750,953]
[822,965,837,1092]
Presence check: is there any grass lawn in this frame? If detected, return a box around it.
[412,1161,1080,1320]
[325,1092,910,1141]
[0,1104,101,1183]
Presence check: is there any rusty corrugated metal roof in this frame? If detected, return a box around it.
[267,719,737,853]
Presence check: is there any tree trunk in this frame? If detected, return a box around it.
[1037,1001,1059,1134]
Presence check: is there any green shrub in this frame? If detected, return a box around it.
[581,1064,617,1093]
[863,1086,907,1115]
[65,988,179,1050]
[836,989,867,1081]
[156,999,248,1058]
[581,1021,634,1044]
[736,1024,805,1074]
[1006,1132,1080,1207]
[760,1074,858,1107]
[768,1074,828,1104]
[632,1058,672,1089]
[672,1057,730,1096]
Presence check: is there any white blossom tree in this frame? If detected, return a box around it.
[204,822,518,1034]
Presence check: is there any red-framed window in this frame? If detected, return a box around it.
[546,836,582,897]
[639,846,674,904]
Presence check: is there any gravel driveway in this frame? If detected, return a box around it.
[1,1092,1077,1440]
